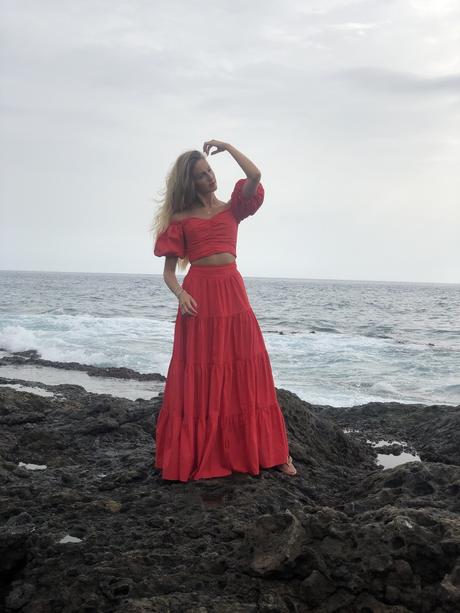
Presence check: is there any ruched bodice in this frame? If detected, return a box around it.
[154,179,264,262]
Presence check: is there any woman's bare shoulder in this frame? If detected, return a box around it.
[170,211,187,222]
[172,200,229,220]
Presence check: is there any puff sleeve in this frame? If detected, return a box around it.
[153,222,186,258]
[230,178,265,223]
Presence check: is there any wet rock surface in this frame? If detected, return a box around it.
[0,379,459,612]
[0,348,165,382]
[313,401,460,467]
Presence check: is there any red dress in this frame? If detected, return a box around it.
[153,179,289,481]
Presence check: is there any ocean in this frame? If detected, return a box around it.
[0,269,459,408]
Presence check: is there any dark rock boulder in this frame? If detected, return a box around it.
[0,383,459,612]
[313,401,460,466]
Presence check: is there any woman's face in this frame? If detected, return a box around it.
[192,158,217,194]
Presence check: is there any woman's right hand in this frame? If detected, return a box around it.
[179,291,198,316]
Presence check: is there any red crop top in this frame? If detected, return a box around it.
[154,178,264,262]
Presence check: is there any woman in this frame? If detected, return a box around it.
[152,139,297,481]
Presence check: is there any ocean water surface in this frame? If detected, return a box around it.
[0,270,459,407]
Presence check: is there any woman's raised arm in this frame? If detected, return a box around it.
[203,140,261,198]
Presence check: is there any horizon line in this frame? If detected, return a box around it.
[1,268,459,286]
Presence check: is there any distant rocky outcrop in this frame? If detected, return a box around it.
[0,349,165,381]
[0,377,459,612]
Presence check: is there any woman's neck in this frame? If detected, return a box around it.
[196,192,219,209]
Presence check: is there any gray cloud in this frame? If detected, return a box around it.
[1,0,459,282]
[338,67,460,94]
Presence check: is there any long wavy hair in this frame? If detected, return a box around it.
[150,150,206,271]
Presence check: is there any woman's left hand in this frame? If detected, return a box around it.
[203,140,229,156]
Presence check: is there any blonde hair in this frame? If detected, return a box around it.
[150,150,206,271]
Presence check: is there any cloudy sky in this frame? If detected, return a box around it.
[1,0,459,282]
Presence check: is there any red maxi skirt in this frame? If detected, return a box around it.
[154,261,289,482]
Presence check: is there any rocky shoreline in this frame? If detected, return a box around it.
[0,357,459,612]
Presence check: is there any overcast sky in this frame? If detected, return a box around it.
[1,0,459,282]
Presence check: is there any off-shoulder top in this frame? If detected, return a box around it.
[153,178,264,262]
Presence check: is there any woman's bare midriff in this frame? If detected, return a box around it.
[191,252,236,266]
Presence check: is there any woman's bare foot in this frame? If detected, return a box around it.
[276,455,297,476]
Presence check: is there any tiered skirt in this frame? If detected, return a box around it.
[154,260,289,481]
